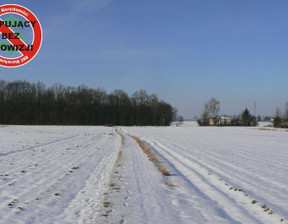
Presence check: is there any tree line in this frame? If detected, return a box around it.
[273,104,288,128]
[198,98,258,126]
[0,80,174,126]
[197,98,288,128]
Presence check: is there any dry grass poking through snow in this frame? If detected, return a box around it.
[132,136,170,176]
[116,151,122,167]
[101,128,125,218]
[257,128,277,131]
[115,128,125,146]
[114,129,124,167]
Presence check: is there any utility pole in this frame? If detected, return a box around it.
[254,101,256,118]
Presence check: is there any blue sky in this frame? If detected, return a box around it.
[0,0,287,118]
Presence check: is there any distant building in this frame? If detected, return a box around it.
[209,118,215,126]
[258,121,273,127]
[219,116,232,125]
[208,116,232,126]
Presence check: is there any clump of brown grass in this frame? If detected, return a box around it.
[109,182,115,187]
[159,166,170,176]
[112,187,120,191]
[148,154,158,162]
[142,145,151,154]
[71,166,80,170]
[164,180,176,187]
[116,151,122,167]
[103,201,110,208]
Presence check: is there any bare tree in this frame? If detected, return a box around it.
[172,107,178,121]
[178,116,184,124]
[275,107,282,118]
[201,110,209,125]
[274,107,282,128]
[204,98,220,118]
[284,102,288,121]
[131,89,149,106]
[0,80,175,126]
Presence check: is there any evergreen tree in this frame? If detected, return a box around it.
[274,108,282,128]
[242,108,251,126]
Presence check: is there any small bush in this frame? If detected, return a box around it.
[103,201,110,207]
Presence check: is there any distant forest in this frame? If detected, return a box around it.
[0,80,174,126]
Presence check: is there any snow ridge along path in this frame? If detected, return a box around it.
[98,128,210,224]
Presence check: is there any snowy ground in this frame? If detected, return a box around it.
[0,126,287,223]
[0,126,120,224]
[170,121,199,127]
[123,126,288,224]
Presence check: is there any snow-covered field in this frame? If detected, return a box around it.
[0,126,120,224]
[0,126,287,223]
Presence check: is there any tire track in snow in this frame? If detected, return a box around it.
[0,134,80,157]
[144,133,288,219]
[143,138,286,224]
[60,136,120,224]
[106,130,240,224]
